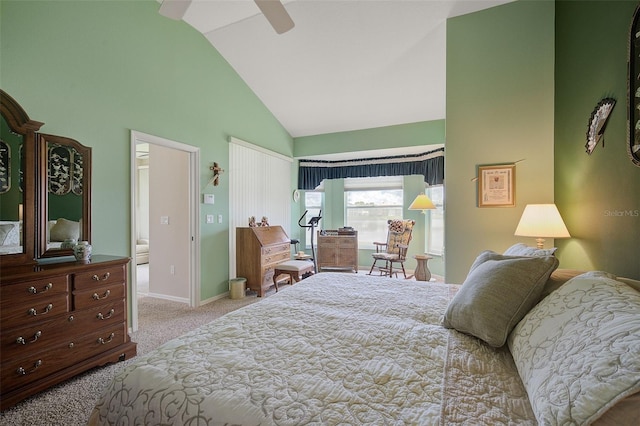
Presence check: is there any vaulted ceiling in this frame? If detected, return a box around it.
[159,0,514,138]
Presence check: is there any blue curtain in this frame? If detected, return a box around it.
[297,147,444,190]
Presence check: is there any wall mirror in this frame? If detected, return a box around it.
[629,5,640,167]
[0,90,41,266]
[38,133,91,259]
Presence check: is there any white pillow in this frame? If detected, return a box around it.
[504,242,557,257]
[508,273,640,425]
[0,221,20,246]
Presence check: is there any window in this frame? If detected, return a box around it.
[426,185,444,255]
[345,177,403,249]
[303,191,322,248]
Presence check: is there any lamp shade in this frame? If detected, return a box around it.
[409,193,436,212]
[515,204,570,248]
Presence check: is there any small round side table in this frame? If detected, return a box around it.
[413,254,433,282]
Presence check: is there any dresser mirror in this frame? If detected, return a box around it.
[0,89,92,263]
[37,133,91,258]
[0,90,41,266]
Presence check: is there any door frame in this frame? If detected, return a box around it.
[129,130,201,332]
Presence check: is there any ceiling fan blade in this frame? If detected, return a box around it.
[254,0,295,34]
[159,0,192,20]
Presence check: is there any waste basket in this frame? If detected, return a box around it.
[229,277,247,299]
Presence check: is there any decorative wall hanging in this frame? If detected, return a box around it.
[0,140,10,193]
[71,149,84,195]
[209,162,224,186]
[48,144,72,195]
[628,5,640,167]
[477,164,516,208]
[585,98,616,155]
[48,144,84,195]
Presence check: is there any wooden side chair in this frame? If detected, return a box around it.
[368,219,415,278]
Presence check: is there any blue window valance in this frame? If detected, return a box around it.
[298,147,444,190]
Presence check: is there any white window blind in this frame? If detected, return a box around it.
[229,137,292,277]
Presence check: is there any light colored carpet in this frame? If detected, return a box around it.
[0,291,266,426]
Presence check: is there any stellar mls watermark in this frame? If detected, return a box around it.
[603,209,639,217]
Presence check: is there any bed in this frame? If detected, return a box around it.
[89,249,640,425]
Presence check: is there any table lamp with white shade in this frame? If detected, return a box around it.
[514,204,570,249]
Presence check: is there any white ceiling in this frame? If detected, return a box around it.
[162,0,514,138]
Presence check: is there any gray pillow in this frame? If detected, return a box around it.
[49,218,80,242]
[442,250,559,347]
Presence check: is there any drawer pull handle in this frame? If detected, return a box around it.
[16,331,42,345]
[92,272,111,281]
[28,304,53,316]
[97,309,115,320]
[98,333,115,345]
[17,360,42,376]
[92,289,111,300]
[27,283,53,294]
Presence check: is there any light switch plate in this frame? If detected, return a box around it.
[206,215,214,224]
[203,194,215,204]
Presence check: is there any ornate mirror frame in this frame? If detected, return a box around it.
[0,90,42,266]
[37,133,92,259]
[628,5,640,167]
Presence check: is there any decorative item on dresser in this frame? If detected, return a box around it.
[0,90,136,410]
[236,225,291,297]
[317,229,358,273]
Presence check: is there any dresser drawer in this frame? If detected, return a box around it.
[73,282,125,310]
[0,275,69,300]
[74,264,125,289]
[262,243,290,256]
[0,322,127,392]
[1,298,126,360]
[262,250,290,266]
[0,293,70,330]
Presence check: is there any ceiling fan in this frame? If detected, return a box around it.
[158,0,295,34]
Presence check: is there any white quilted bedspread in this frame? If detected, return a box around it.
[89,273,535,425]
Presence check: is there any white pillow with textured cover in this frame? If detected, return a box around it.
[508,273,640,425]
[504,242,557,257]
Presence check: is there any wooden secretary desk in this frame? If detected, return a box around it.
[0,90,136,410]
[236,226,291,297]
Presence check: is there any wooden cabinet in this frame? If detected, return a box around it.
[236,226,290,297]
[317,231,358,273]
[0,255,137,410]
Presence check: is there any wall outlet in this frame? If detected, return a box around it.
[206,214,214,224]
[203,194,215,204]
[217,214,223,223]
[170,265,175,275]
[160,215,169,225]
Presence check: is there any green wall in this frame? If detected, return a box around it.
[292,120,446,276]
[555,0,639,279]
[0,0,293,299]
[446,0,556,283]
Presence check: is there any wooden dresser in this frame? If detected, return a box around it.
[317,230,359,273]
[0,255,137,410]
[236,226,290,297]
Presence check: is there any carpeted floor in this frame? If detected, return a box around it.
[0,292,266,426]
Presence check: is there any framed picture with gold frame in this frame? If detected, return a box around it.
[478,164,515,208]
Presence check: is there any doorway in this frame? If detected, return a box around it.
[129,130,201,332]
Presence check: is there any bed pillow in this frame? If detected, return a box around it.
[442,250,558,347]
[503,242,557,257]
[0,222,20,246]
[508,273,640,425]
[49,218,80,242]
